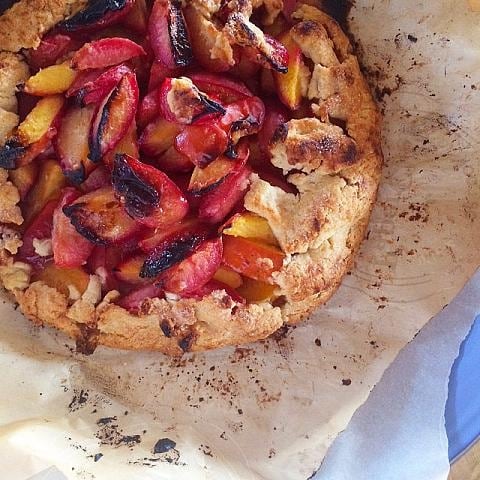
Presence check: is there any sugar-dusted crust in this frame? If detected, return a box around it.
[0,1,382,354]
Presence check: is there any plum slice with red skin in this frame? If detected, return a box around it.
[59,0,135,32]
[156,237,223,295]
[89,71,139,162]
[54,103,95,185]
[159,77,225,125]
[188,142,249,195]
[198,165,252,224]
[63,186,142,245]
[117,283,163,312]
[0,129,55,170]
[220,97,265,156]
[189,73,253,103]
[140,231,207,279]
[139,217,206,253]
[81,165,111,193]
[87,245,121,292]
[137,89,161,128]
[174,122,228,167]
[52,188,95,268]
[28,33,81,71]
[149,0,193,68]
[69,65,131,106]
[66,69,105,100]
[17,200,57,268]
[71,38,145,70]
[112,153,189,228]
[156,147,193,173]
[148,61,184,92]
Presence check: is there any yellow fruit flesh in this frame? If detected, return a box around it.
[23,63,77,96]
[274,31,309,111]
[33,264,90,298]
[17,95,64,144]
[9,162,38,200]
[236,278,276,302]
[223,212,279,246]
[213,265,243,289]
[23,159,66,226]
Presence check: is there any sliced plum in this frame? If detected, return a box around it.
[114,254,150,284]
[139,217,206,253]
[89,71,139,162]
[198,165,252,224]
[174,122,228,167]
[54,104,96,184]
[71,64,131,106]
[189,73,253,103]
[138,117,181,157]
[117,283,163,312]
[63,186,142,245]
[0,95,64,169]
[52,188,95,267]
[17,199,57,268]
[81,165,112,193]
[59,0,135,32]
[149,0,193,68]
[71,37,146,70]
[188,142,248,195]
[112,153,189,228]
[28,33,80,71]
[157,237,223,295]
[140,232,205,278]
[157,147,193,173]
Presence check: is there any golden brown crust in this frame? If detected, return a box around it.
[0,0,87,52]
[0,1,382,354]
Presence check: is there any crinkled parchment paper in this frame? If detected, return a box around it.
[0,0,479,478]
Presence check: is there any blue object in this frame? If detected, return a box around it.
[446,314,480,462]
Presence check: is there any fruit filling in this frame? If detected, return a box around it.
[2,0,319,308]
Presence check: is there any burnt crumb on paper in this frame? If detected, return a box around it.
[268,448,276,459]
[129,438,184,467]
[199,444,214,457]
[342,378,352,386]
[315,338,322,347]
[95,416,141,448]
[68,389,89,412]
[407,34,418,43]
[153,437,176,454]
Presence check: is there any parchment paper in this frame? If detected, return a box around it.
[0,0,479,478]
[315,271,480,480]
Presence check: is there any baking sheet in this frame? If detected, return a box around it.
[0,0,479,478]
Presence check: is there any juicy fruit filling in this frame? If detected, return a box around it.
[2,0,314,309]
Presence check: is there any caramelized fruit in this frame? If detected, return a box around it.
[89,71,139,162]
[63,186,142,245]
[52,188,95,267]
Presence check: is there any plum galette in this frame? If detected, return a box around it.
[0,0,381,354]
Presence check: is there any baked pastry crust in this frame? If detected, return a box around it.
[0,1,382,354]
